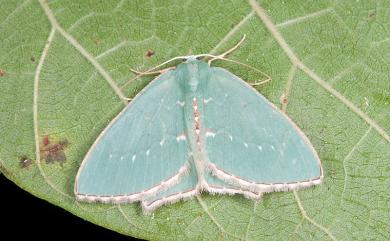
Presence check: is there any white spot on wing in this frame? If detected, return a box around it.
[206,131,216,138]
[292,158,297,165]
[203,97,213,104]
[176,101,185,107]
[229,135,233,141]
[160,138,165,146]
[258,145,262,151]
[271,145,275,151]
[176,134,186,142]
[161,98,164,103]
[244,142,248,148]
[146,149,150,156]
[109,154,113,159]
[120,156,124,160]
[132,154,136,162]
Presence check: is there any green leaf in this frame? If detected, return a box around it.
[1,0,389,240]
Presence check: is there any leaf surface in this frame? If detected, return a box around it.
[1,0,389,240]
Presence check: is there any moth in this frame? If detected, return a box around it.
[75,39,323,213]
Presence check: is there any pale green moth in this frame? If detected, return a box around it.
[75,40,323,213]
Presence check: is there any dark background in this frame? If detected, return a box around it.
[1,174,143,240]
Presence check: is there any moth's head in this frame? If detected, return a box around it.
[176,56,210,93]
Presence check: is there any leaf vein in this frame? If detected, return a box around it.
[275,7,333,29]
[247,0,390,143]
[196,196,245,240]
[0,0,31,28]
[342,127,372,198]
[38,0,128,105]
[293,191,338,241]
[328,62,363,85]
[244,201,258,240]
[33,27,71,198]
[95,36,155,60]
[67,12,96,32]
[281,63,297,112]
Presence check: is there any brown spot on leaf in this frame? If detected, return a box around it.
[218,231,225,240]
[368,10,376,20]
[42,135,50,146]
[19,156,32,168]
[145,50,155,58]
[279,93,288,106]
[30,56,35,62]
[0,69,5,77]
[40,136,69,164]
[93,38,101,45]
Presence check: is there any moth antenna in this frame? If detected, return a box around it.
[216,34,247,59]
[199,34,246,65]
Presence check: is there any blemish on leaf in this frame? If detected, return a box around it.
[368,10,376,20]
[176,218,185,225]
[145,50,155,58]
[0,69,5,77]
[39,136,69,164]
[218,231,225,241]
[30,56,35,62]
[19,156,32,168]
[42,135,50,146]
[279,93,288,105]
[93,38,101,45]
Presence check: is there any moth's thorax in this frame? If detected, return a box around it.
[176,59,211,94]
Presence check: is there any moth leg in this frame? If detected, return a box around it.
[209,56,272,87]
[121,66,177,90]
[249,78,271,86]
[122,97,132,102]
[130,66,176,76]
